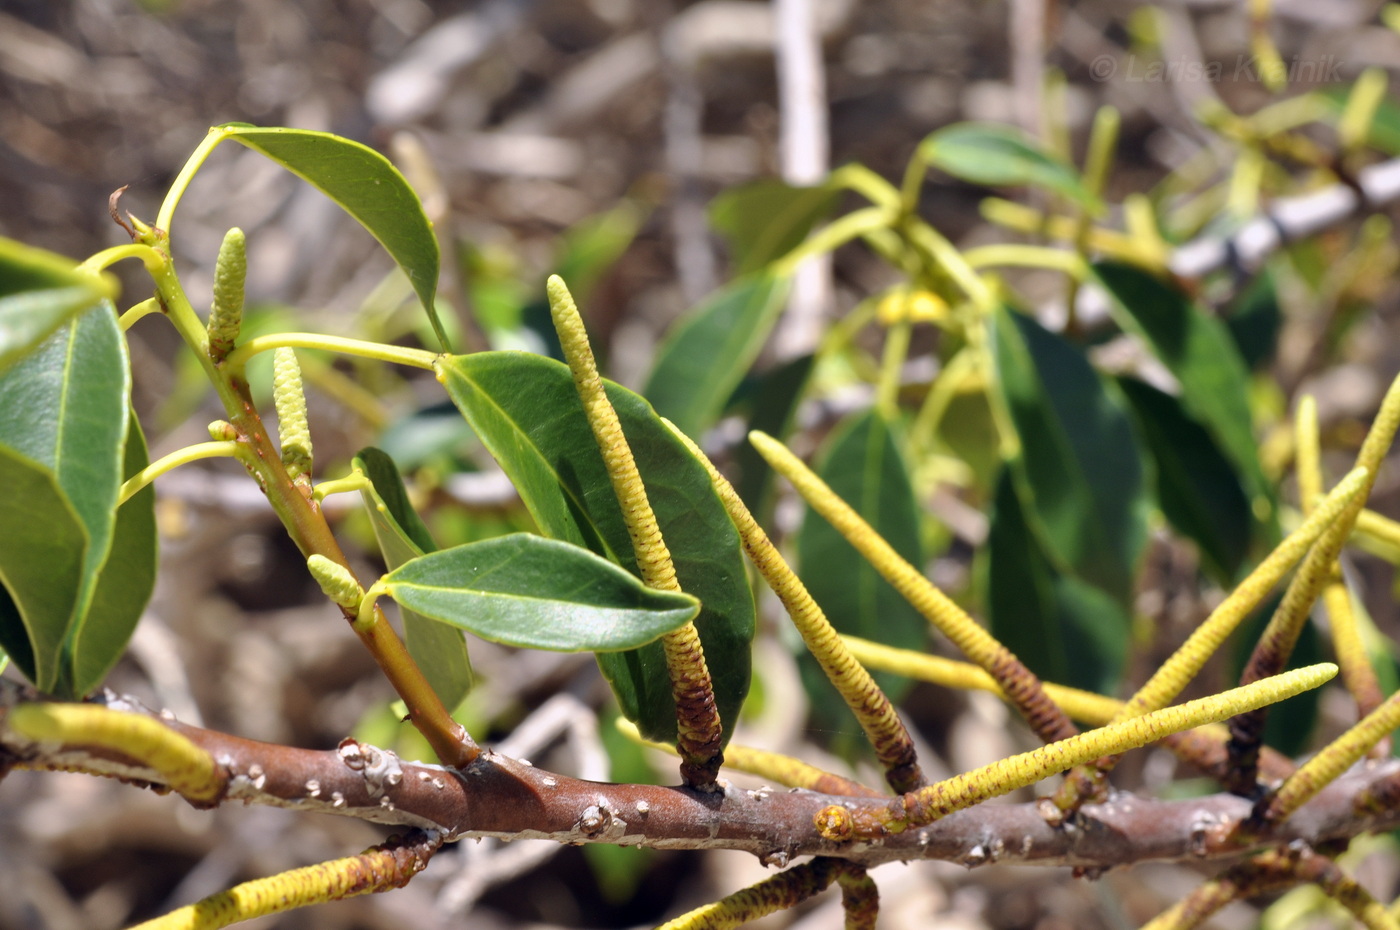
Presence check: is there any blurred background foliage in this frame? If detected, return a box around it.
[5,1,1400,928]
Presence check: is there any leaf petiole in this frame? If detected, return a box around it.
[118,440,242,505]
[224,333,439,373]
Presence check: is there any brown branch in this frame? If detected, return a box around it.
[5,683,1400,874]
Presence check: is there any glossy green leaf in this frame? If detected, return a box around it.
[215,123,446,348]
[642,274,791,439]
[383,534,699,652]
[795,409,925,728]
[355,447,474,709]
[983,466,1129,695]
[989,305,1148,604]
[1093,261,1269,528]
[1118,377,1251,585]
[69,413,157,695]
[438,351,754,743]
[0,302,129,694]
[709,180,840,274]
[921,123,1101,212]
[0,238,116,375]
[0,446,88,690]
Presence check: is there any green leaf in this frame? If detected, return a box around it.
[795,409,925,728]
[1117,377,1251,585]
[1224,269,1283,371]
[354,447,473,710]
[214,124,447,349]
[438,351,754,743]
[642,274,791,439]
[1093,262,1271,528]
[383,534,699,652]
[983,467,1129,695]
[709,181,840,274]
[0,446,88,690]
[68,413,158,694]
[0,301,130,694]
[920,123,1101,212]
[0,238,116,375]
[989,305,1148,604]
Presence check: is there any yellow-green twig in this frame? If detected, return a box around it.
[548,275,723,788]
[7,703,220,802]
[668,422,923,793]
[750,429,1078,746]
[815,664,1337,840]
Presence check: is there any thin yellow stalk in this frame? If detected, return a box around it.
[127,831,442,930]
[548,275,723,788]
[749,430,1079,746]
[6,704,220,803]
[815,664,1336,840]
[669,423,923,793]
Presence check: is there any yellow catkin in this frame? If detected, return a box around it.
[272,347,313,480]
[7,704,220,803]
[668,421,922,792]
[1245,376,1400,685]
[1264,688,1400,825]
[126,834,439,930]
[614,719,881,797]
[1297,395,1385,720]
[1114,467,1368,722]
[825,664,1337,839]
[655,859,849,930]
[306,554,364,611]
[547,275,723,785]
[206,227,245,362]
[749,430,1078,745]
[841,636,1123,725]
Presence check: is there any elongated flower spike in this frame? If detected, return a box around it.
[1227,375,1400,788]
[1050,466,1371,810]
[273,347,314,485]
[813,663,1336,841]
[6,703,220,803]
[207,227,245,362]
[1139,845,1398,930]
[668,420,925,793]
[546,274,724,789]
[655,858,870,930]
[1296,396,1386,728]
[1258,687,1400,827]
[748,429,1079,747]
[128,830,443,930]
